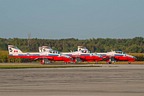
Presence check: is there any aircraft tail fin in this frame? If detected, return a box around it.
[77,46,89,53]
[8,45,23,55]
[39,46,52,52]
[39,47,42,52]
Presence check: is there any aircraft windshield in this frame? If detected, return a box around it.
[115,51,125,54]
[49,50,59,54]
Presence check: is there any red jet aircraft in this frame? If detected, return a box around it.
[97,51,136,64]
[8,45,73,64]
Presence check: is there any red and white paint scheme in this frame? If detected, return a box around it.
[39,46,103,63]
[97,51,136,64]
[8,45,73,64]
[38,46,136,64]
[61,46,103,63]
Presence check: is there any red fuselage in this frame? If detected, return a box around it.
[9,54,72,63]
[114,55,135,62]
[62,53,103,63]
[79,55,103,62]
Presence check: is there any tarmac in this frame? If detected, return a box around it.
[0,64,144,96]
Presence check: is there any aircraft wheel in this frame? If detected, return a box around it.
[128,62,131,64]
[108,61,112,64]
[95,61,98,64]
[41,59,45,65]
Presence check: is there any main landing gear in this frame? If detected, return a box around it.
[41,59,51,64]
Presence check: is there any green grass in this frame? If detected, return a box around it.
[0,61,144,69]
[0,63,102,69]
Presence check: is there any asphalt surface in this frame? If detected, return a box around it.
[0,64,144,96]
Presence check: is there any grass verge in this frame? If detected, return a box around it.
[0,61,143,69]
[0,63,103,69]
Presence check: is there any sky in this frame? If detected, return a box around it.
[0,0,144,39]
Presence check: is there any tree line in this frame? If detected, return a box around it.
[0,37,144,53]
